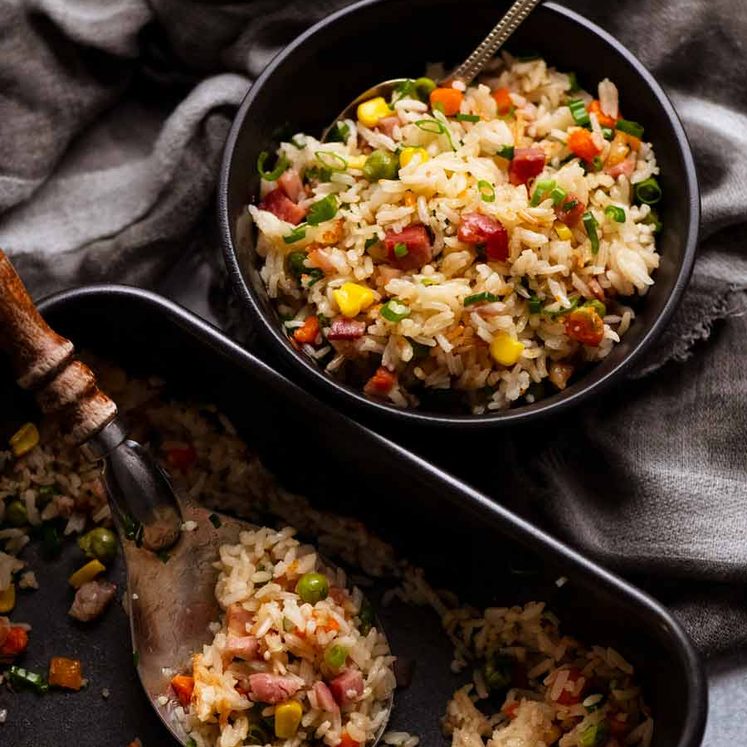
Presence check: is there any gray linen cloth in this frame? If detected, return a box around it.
[1,0,746,654]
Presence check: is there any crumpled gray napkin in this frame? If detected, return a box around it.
[1,0,746,654]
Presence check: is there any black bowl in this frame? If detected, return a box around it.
[219,0,699,427]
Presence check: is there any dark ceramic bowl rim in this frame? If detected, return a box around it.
[219,0,700,428]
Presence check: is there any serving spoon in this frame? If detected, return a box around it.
[322,0,543,140]
[0,250,392,745]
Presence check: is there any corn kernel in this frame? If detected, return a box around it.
[347,154,367,170]
[333,282,376,318]
[9,422,39,458]
[490,332,525,366]
[399,146,429,169]
[0,583,16,613]
[275,700,303,738]
[554,223,573,241]
[356,97,391,128]
[68,559,106,589]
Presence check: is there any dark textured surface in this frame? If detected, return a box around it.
[0,287,706,747]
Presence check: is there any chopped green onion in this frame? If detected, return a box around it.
[257,151,290,181]
[530,179,556,207]
[304,164,332,183]
[642,209,662,233]
[528,295,543,314]
[209,513,222,528]
[287,251,308,278]
[327,121,350,143]
[477,180,495,203]
[616,118,645,139]
[550,186,567,206]
[380,300,411,322]
[283,225,307,244]
[602,127,615,141]
[414,77,437,100]
[364,237,379,250]
[585,299,607,317]
[592,155,603,172]
[562,198,580,213]
[496,145,515,160]
[432,101,445,114]
[290,135,306,149]
[604,205,626,223]
[358,598,376,634]
[307,194,338,225]
[8,666,49,694]
[464,291,500,306]
[421,278,438,286]
[567,72,580,93]
[393,242,408,258]
[635,177,662,205]
[568,98,591,127]
[314,150,347,172]
[186,739,198,747]
[544,295,582,318]
[582,211,600,254]
[414,118,455,150]
[455,113,480,122]
[304,268,324,287]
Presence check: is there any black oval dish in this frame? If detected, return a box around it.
[0,285,705,746]
[219,0,699,427]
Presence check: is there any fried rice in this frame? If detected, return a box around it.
[248,54,662,412]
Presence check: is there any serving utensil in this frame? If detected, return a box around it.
[0,250,392,745]
[323,0,542,139]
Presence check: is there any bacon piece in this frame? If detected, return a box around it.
[457,212,509,261]
[313,681,339,712]
[329,669,364,706]
[278,169,305,203]
[259,187,307,225]
[68,580,116,622]
[226,603,253,635]
[605,154,635,178]
[383,225,433,270]
[225,635,258,661]
[248,673,303,704]
[328,318,366,340]
[554,193,586,227]
[376,116,399,137]
[508,147,546,186]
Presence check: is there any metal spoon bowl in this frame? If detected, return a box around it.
[0,250,392,746]
[322,0,542,140]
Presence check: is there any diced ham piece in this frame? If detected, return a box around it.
[376,116,399,137]
[278,169,305,203]
[226,603,253,636]
[554,193,586,227]
[457,213,509,261]
[605,154,636,179]
[508,147,546,186]
[225,635,258,661]
[248,673,303,704]
[383,225,433,270]
[329,669,364,706]
[68,580,116,622]
[313,681,339,712]
[259,187,307,225]
[328,318,366,340]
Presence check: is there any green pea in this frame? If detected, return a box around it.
[36,484,58,506]
[414,77,437,100]
[295,572,329,604]
[78,527,118,564]
[483,654,513,692]
[5,500,28,527]
[324,643,349,670]
[363,150,399,181]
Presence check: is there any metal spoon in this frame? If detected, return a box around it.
[323,0,542,140]
[0,249,392,745]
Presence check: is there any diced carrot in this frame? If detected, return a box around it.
[170,674,195,707]
[364,367,397,396]
[49,657,84,691]
[293,316,320,345]
[0,626,28,658]
[339,732,361,747]
[587,99,618,128]
[623,132,641,151]
[492,87,513,116]
[567,128,601,163]
[429,87,463,116]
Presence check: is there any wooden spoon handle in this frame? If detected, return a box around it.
[0,249,117,443]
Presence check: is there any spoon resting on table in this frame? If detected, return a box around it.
[0,250,392,746]
[322,0,543,141]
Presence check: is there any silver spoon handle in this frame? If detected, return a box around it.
[445,0,544,87]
